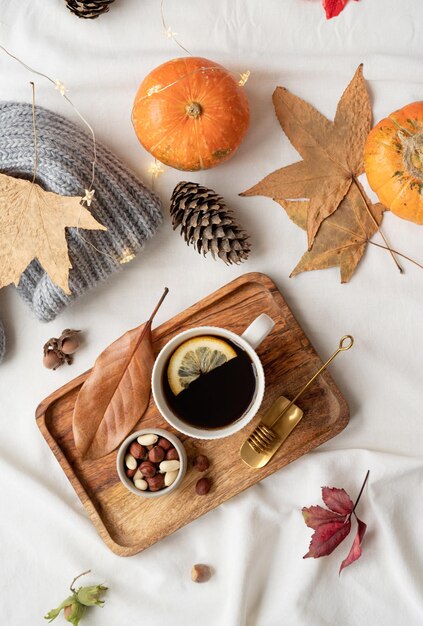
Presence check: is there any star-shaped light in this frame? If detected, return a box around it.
[163,26,178,39]
[120,251,136,265]
[54,79,67,96]
[238,70,251,87]
[148,162,165,177]
[82,189,95,207]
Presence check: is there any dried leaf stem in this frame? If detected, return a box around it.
[346,470,370,524]
[368,241,423,270]
[113,286,169,387]
[352,176,403,273]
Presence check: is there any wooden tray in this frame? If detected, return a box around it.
[36,273,349,556]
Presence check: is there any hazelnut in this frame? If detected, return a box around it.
[43,350,62,370]
[146,473,165,491]
[129,441,145,459]
[166,447,179,461]
[191,564,212,583]
[157,437,172,451]
[139,461,156,478]
[148,446,165,463]
[125,467,136,478]
[195,477,211,495]
[192,455,210,472]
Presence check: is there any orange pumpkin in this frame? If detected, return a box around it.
[132,57,250,171]
[364,102,423,224]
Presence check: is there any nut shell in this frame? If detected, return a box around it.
[129,441,146,459]
[157,437,172,451]
[148,445,165,463]
[146,474,165,491]
[192,454,210,471]
[191,564,212,583]
[166,447,179,461]
[195,477,211,495]
[139,461,156,478]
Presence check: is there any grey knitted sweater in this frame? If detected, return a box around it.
[0,102,163,362]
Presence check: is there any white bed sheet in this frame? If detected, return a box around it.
[1,0,423,624]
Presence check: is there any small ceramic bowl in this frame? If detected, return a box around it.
[116,428,187,498]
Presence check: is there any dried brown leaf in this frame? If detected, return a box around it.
[72,289,168,460]
[0,173,106,294]
[278,181,385,282]
[241,65,371,248]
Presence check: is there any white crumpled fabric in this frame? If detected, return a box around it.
[1,0,423,624]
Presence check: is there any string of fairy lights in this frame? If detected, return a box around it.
[0,0,250,268]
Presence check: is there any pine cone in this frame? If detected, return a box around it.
[170,182,251,265]
[65,0,115,19]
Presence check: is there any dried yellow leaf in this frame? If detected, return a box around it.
[0,173,106,294]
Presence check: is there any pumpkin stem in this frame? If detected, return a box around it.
[185,102,203,119]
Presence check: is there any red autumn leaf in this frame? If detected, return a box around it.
[339,517,367,573]
[322,487,354,515]
[303,505,344,529]
[323,0,359,19]
[302,472,369,572]
[303,517,351,558]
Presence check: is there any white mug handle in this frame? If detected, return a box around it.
[241,314,275,350]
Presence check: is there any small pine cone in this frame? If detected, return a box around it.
[65,0,115,19]
[170,182,251,265]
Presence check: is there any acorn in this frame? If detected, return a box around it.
[59,329,81,355]
[43,350,62,370]
[43,329,81,370]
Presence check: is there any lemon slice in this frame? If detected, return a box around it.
[167,335,237,395]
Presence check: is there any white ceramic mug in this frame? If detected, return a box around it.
[151,314,275,439]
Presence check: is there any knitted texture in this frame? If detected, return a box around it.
[0,102,163,324]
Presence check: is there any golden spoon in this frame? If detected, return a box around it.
[240,335,354,468]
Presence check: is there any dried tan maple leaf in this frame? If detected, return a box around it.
[278,181,385,282]
[241,65,371,248]
[0,173,106,294]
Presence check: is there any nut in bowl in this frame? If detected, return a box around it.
[116,428,187,498]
